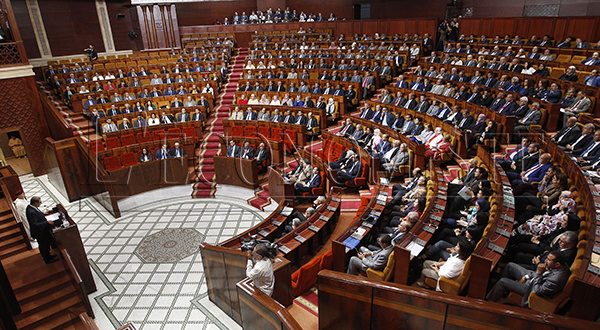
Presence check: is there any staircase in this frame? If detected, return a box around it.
[191,47,249,198]
[247,180,271,210]
[6,250,88,330]
[0,196,28,260]
[36,82,102,143]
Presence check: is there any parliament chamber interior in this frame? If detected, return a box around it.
[1,0,600,329]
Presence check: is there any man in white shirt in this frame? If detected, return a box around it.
[13,190,32,241]
[246,243,275,296]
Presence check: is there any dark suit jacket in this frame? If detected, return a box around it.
[515,152,540,173]
[26,205,50,239]
[169,147,186,158]
[155,148,169,160]
[227,145,241,157]
[552,125,581,147]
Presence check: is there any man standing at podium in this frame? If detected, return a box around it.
[26,197,58,264]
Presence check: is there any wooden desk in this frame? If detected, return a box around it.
[51,204,96,294]
[268,167,295,206]
[214,156,259,189]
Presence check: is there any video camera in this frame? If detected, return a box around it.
[240,235,278,259]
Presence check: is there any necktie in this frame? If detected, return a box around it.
[498,102,510,113]
[570,99,582,110]
[556,127,571,143]
[582,142,598,157]
[523,163,542,179]
[176,149,180,157]
[363,79,368,87]
[522,111,534,122]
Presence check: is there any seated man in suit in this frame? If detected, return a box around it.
[509,231,578,270]
[381,141,409,172]
[161,111,175,124]
[499,137,530,171]
[371,134,391,158]
[336,118,356,137]
[486,251,570,307]
[177,109,190,122]
[226,140,241,158]
[26,197,58,264]
[337,154,362,186]
[102,118,118,134]
[576,130,600,164]
[508,153,552,187]
[155,144,170,160]
[285,158,311,184]
[565,123,595,155]
[169,142,185,158]
[240,142,255,160]
[294,166,321,195]
[512,102,542,143]
[505,142,540,176]
[118,118,132,130]
[254,142,270,171]
[561,90,591,125]
[552,116,581,148]
[347,235,393,275]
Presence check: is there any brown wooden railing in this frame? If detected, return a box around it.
[59,246,94,318]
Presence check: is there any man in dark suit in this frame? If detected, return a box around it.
[282,110,295,124]
[227,140,241,158]
[294,167,321,194]
[506,143,540,176]
[337,154,362,186]
[160,111,175,124]
[26,197,58,264]
[511,231,578,270]
[337,118,356,137]
[254,143,270,171]
[358,105,373,120]
[118,118,132,130]
[295,111,307,125]
[155,144,170,160]
[552,117,581,148]
[487,251,571,307]
[456,109,474,131]
[169,142,185,158]
[565,123,595,155]
[177,109,190,122]
[241,142,255,160]
[243,108,257,121]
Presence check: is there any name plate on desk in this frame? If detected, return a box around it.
[279,245,291,254]
[495,228,511,237]
[332,197,341,203]
[592,191,600,197]
[423,225,436,234]
[593,245,600,254]
[488,242,505,254]
[595,202,600,209]
[437,178,444,182]
[319,215,329,222]
[503,202,514,209]
[596,229,600,237]
[371,211,381,217]
[308,224,320,232]
[295,235,306,243]
[271,220,282,226]
[439,186,447,191]
[588,264,600,276]
[434,204,445,210]
[259,229,270,237]
[362,222,373,228]
[438,195,447,200]
[327,205,337,212]
[436,170,443,174]
[379,190,389,197]
[500,214,514,223]
[413,238,426,246]
[376,200,386,206]
[430,214,442,221]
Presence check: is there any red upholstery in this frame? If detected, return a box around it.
[291,255,323,297]
[258,126,271,139]
[103,155,122,171]
[105,137,121,150]
[271,128,284,141]
[284,130,297,152]
[244,125,258,137]
[302,173,325,197]
[121,152,139,167]
[121,134,136,146]
[182,127,198,144]
[320,249,334,270]
[89,140,105,154]
[152,130,166,142]
[346,160,369,188]
[137,132,152,144]
[231,126,244,137]
[167,128,181,139]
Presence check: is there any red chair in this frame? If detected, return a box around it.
[121,152,139,167]
[137,132,152,144]
[89,140,105,154]
[103,155,122,171]
[152,130,166,142]
[271,128,284,142]
[244,125,258,138]
[302,172,325,198]
[231,126,244,137]
[284,130,297,153]
[182,127,199,144]
[105,137,121,150]
[121,134,136,147]
[257,126,271,139]
[345,160,369,188]
[167,128,181,138]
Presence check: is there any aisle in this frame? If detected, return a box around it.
[191,47,248,198]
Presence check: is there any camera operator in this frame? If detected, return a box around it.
[246,243,275,296]
[84,44,98,61]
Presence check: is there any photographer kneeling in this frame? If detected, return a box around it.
[246,243,275,296]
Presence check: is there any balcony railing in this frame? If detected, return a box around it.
[0,41,29,67]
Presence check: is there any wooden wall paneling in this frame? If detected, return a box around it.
[105,1,142,52]
[161,6,172,48]
[379,20,389,36]
[199,246,234,320]
[388,20,407,36]
[170,4,181,49]
[352,20,362,38]
[318,273,373,330]
[10,0,41,59]
[565,17,598,42]
[479,19,494,37]
[459,19,482,37]
[525,18,556,40]
[490,18,517,37]
[362,20,380,37]
[147,6,157,49]
[417,20,436,37]
[137,6,149,50]
[337,21,353,38]
[370,286,446,330]
[514,18,530,39]
[404,20,417,35]
[553,18,569,41]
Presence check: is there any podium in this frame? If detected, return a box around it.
[51,205,96,293]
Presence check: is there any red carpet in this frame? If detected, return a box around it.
[293,287,319,317]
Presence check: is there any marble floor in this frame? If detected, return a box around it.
[19,174,272,330]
